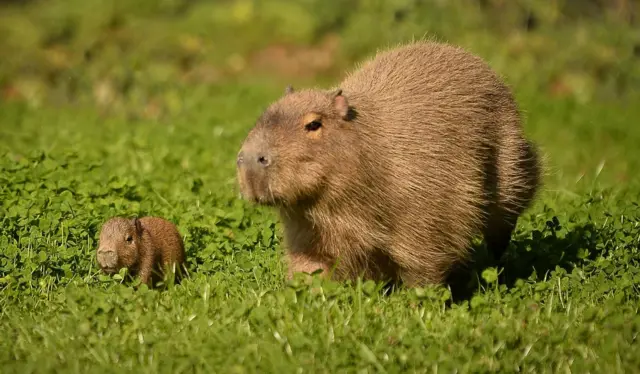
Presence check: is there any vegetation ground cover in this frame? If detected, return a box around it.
[1,1,639,372]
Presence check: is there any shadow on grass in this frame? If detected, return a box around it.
[445,221,605,303]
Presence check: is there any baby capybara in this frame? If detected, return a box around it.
[96,216,186,287]
[236,40,541,287]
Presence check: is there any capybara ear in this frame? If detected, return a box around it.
[285,85,294,95]
[132,217,142,235]
[332,89,350,120]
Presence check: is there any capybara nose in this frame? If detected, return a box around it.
[97,248,117,269]
[240,149,271,169]
[256,154,270,167]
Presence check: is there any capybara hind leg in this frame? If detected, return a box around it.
[483,213,517,261]
[286,251,333,280]
[486,137,541,261]
[160,260,182,284]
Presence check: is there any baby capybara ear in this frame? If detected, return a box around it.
[285,85,294,95]
[132,217,143,236]
[332,89,350,120]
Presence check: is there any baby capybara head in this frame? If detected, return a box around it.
[237,87,357,206]
[96,217,142,274]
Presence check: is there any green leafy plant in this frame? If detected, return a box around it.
[1,0,640,372]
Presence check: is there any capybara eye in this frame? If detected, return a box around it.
[305,120,322,132]
[126,235,133,243]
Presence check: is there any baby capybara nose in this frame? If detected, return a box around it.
[97,247,116,263]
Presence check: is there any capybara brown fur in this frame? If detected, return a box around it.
[96,216,186,287]
[236,40,541,287]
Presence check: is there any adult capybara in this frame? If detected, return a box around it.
[236,40,541,286]
[96,216,186,287]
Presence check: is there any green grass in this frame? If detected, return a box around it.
[2,1,640,373]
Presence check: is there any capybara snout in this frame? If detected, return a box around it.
[96,248,118,273]
[236,132,275,205]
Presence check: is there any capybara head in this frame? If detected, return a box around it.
[96,217,142,274]
[237,87,358,206]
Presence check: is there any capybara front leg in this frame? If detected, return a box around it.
[286,251,333,280]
